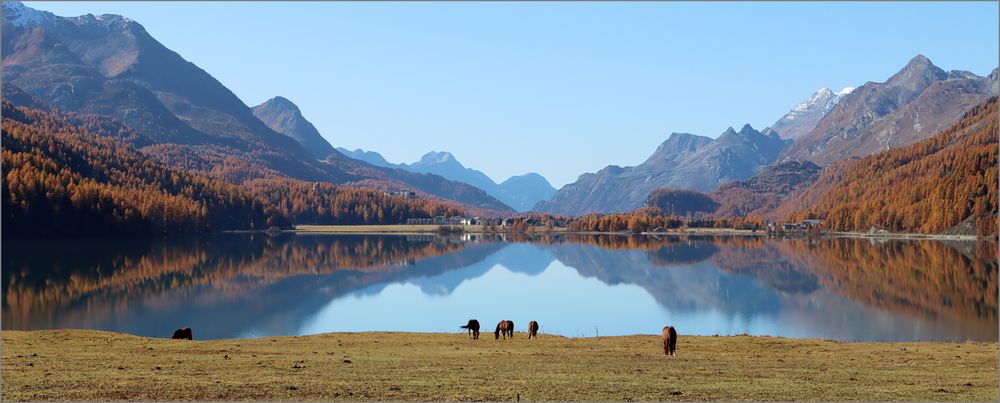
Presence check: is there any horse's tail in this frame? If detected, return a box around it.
[460,325,470,329]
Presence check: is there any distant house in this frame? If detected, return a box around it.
[407,216,472,225]
[802,219,823,228]
[384,190,416,199]
[779,220,823,231]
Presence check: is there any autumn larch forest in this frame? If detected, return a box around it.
[2,93,997,237]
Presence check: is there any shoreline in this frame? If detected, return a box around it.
[3,329,996,401]
[260,225,989,241]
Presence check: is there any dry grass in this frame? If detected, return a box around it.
[2,330,996,401]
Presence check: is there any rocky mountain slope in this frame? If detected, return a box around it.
[770,87,854,140]
[251,96,336,160]
[780,55,997,165]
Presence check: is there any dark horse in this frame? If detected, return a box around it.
[172,327,192,340]
[662,326,677,356]
[460,319,481,339]
[527,321,539,339]
[495,320,514,340]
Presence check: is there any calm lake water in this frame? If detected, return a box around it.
[3,234,996,342]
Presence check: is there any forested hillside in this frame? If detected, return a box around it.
[645,189,719,216]
[778,98,998,235]
[711,161,822,218]
[1,101,287,236]
[1,103,485,236]
[245,179,464,225]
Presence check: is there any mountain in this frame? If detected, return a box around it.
[1,1,330,180]
[776,98,997,235]
[780,55,997,165]
[336,147,399,169]
[406,151,500,195]
[497,173,557,212]
[335,148,556,211]
[251,96,336,160]
[1,2,512,212]
[770,87,854,140]
[534,125,790,215]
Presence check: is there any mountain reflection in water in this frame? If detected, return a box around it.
[3,234,996,341]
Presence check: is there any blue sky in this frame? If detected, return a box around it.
[25,1,1000,187]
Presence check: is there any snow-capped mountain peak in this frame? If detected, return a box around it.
[836,86,856,96]
[2,1,55,27]
[769,85,856,140]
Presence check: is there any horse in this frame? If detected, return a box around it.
[495,320,514,340]
[172,327,192,340]
[662,326,677,356]
[527,321,539,339]
[460,319,481,339]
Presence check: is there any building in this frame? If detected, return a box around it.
[778,220,824,231]
[383,190,417,199]
[405,216,477,226]
[802,219,823,228]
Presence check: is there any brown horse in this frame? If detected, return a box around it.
[172,327,192,340]
[495,320,514,340]
[461,319,481,339]
[662,326,677,356]
[527,321,539,339]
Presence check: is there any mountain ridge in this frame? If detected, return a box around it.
[779,55,996,165]
[533,124,790,215]
[336,147,556,211]
[2,1,513,212]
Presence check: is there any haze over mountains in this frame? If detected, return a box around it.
[1,1,513,212]
[337,148,556,211]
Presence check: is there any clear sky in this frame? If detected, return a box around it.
[24,1,1000,187]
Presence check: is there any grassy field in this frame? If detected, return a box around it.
[2,330,996,401]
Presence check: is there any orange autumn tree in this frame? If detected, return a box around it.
[777,98,998,235]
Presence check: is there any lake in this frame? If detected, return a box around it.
[2,233,996,342]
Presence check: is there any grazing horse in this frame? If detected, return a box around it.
[495,320,515,340]
[461,319,481,339]
[172,327,192,340]
[662,326,677,356]
[527,321,539,339]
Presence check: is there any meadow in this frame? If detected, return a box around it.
[2,330,996,401]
